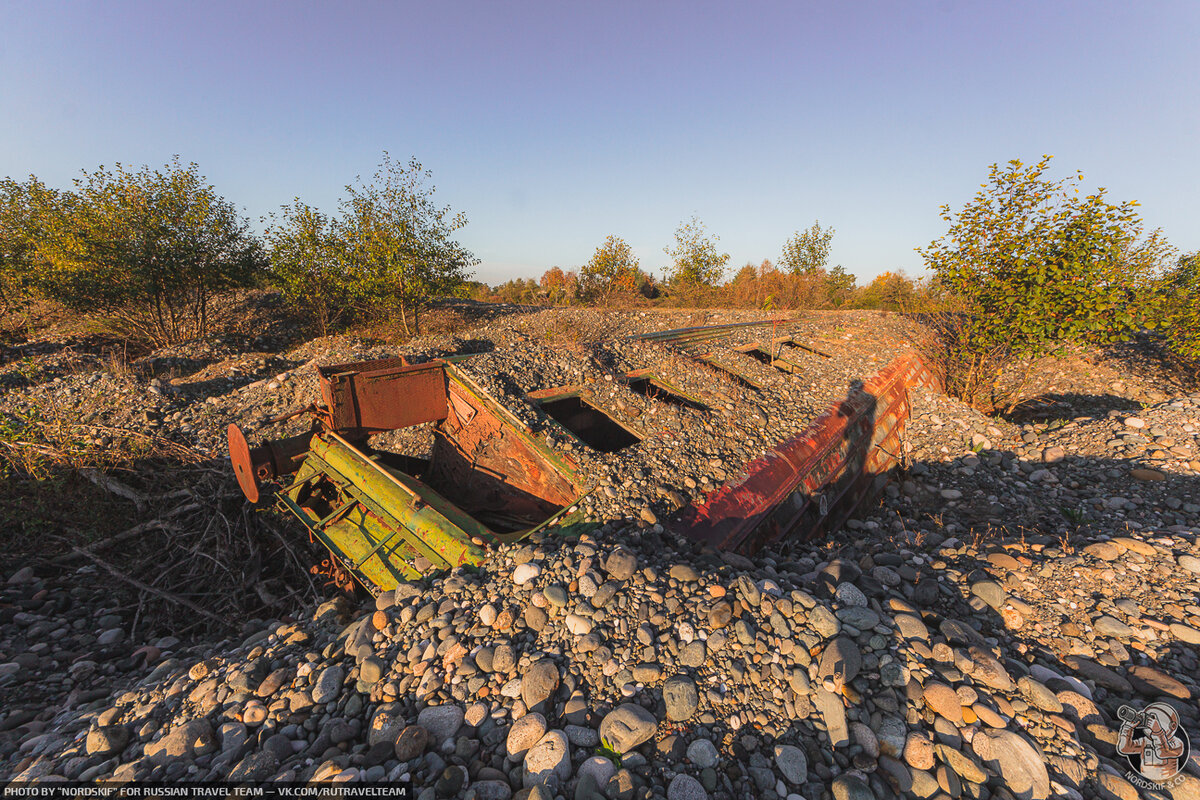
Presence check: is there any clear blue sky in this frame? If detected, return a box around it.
[2,1,1196,285]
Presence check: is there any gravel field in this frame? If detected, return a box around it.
[2,302,1199,800]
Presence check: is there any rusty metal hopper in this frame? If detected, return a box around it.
[230,358,587,594]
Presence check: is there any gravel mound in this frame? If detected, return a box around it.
[3,307,1200,800]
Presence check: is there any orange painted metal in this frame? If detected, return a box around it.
[426,375,578,529]
[227,424,313,504]
[675,352,939,555]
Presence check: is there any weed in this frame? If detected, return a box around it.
[1061,506,1085,525]
[595,737,623,768]
[1057,528,1075,555]
[10,357,46,385]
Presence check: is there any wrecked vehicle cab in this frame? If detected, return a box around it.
[228,357,588,594]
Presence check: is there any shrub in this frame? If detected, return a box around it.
[266,154,475,336]
[665,217,729,288]
[264,201,352,336]
[1158,252,1200,369]
[917,156,1173,412]
[37,159,264,344]
[0,176,70,314]
[780,221,834,275]
[339,154,475,335]
[580,235,640,305]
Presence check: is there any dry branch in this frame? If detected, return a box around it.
[50,519,178,565]
[79,468,147,511]
[70,546,228,626]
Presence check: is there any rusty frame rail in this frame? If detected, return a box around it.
[674,352,939,555]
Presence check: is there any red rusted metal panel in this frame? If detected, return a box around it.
[317,359,449,433]
[676,352,939,555]
[426,377,578,529]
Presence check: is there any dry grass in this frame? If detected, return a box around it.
[0,396,322,637]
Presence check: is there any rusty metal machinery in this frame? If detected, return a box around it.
[673,352,940,555]
[230,332,941,592]
[229,358,588,595]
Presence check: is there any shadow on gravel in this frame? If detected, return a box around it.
[1098,335,1200,393]
[1001,392,1145,424]
[171,356,310,400]
[858,442,1200,796]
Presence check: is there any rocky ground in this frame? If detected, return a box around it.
[2,300,1199,800]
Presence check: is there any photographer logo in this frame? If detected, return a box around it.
[1116,702,1189,789]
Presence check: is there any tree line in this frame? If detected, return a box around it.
[479,219,920,313]
[483,157,1198,411]
[0,154,475,344]
[2,153,1196,411]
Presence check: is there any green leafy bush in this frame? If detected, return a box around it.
[36,159,264,344]
[0,176,70,314]
[264,201,351,336]
[580,235,640,305]
[780,220,834,275]
[665,217,729,288]
[266,154,475,336]
[918,156,1173,412]
[1158,252,1200,369]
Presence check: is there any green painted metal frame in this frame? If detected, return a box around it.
[274,365,592,593]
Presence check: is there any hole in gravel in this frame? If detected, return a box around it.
[694,356,762,390]
[622,376,707,411]
[537,395,642,453]
[738,344,799,374]
[777,337,832,358]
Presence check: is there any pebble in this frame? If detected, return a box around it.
[417,704,464,742]
[506,712,547,759]
[663,675,699,721]
[597,704,656,754]
[903,732,934,770]
[667,774,708,800]
[922,682,964,725]
[522,730,570,789]
[971,729,1050,800]
[773,744,807,784]
[831,773,875,800]
[512,563,541,585]
[310,665,344,704]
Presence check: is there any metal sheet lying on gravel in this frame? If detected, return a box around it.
[676,351,940,554]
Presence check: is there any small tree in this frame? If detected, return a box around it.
[37,158,264,344]
[339,153,476,335]
[824,265,856,307]
[1159,252,1200,368]
[727,262,760,307]
[265,201,350,336]
[0,176,68,313]
[665,217,729,288]
[855,270,917,311]
[918,156,1173,411]
[540,266,576,305]
[580,235,639,305]
[781,220,834,275]
[495,277,539,304]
